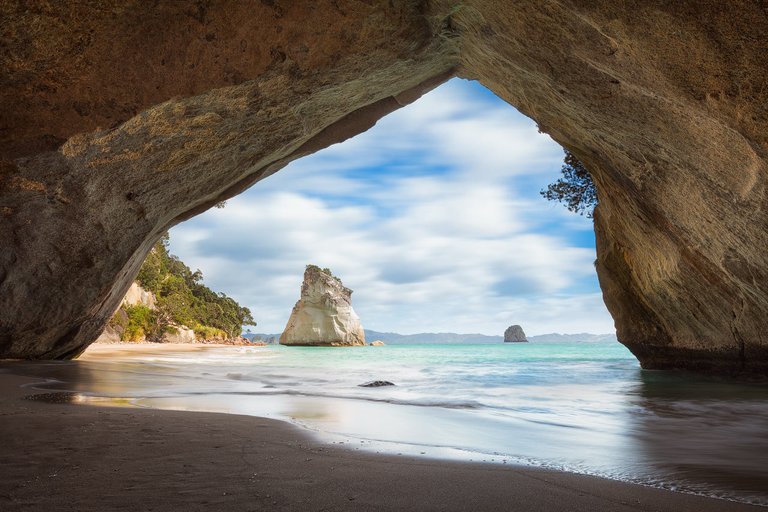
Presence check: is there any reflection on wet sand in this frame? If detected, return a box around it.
[625,371,768,502]
[282,398,337,421]
[25,392,138,407]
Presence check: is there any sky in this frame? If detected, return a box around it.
[168,78,615,336]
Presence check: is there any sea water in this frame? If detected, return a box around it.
[3,342,768,505]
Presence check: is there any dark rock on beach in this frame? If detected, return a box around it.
[359,381,395,387]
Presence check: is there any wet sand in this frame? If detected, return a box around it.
[0,373,763,511]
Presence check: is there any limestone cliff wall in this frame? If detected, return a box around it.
[280,267,366,347]
[121,282,156,310]
[94,282,155,343]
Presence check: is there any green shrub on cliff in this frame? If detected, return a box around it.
[193,324,228,341]
[306,264,343,285]
[541,150,598,218]
[131,235,256,339]
[123,305,158,342]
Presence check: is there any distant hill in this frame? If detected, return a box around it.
[244,333,281,344]
[527,333,618,343]
[365,330,501,344]
[245,330,617,344]
[365,330,617,344]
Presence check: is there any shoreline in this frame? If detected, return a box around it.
[92,340,265,348]
[0,373,763,511]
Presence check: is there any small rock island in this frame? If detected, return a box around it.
[504,324,528,343]
[280,265,366,346]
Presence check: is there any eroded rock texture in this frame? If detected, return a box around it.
[280,266,366,347]
[1,1,767,373]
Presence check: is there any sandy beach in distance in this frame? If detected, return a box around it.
[0,370,763,512]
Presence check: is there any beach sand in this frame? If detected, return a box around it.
[0,372,762,512]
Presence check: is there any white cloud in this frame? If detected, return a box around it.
[168,78,614,335]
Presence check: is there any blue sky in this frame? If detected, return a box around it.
[168,78,615,335]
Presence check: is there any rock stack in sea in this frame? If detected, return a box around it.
[504,324,528,343]
[280,265,366,346]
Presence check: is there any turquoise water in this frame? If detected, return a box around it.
[4,342,768,505]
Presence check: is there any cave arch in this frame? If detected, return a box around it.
[171,77,614,339]
[1,1,767,373]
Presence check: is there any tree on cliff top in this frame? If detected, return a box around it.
[541,150,598,219]
[134,235,256,339]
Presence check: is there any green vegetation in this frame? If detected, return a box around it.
[118,234,255,341]
[122,304,157,342]
[541,150,598,219]
[306,264,342,285]
[193,324,228,341]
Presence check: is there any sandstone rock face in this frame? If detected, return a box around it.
[370,340,386,346]
[1,2,767,373]
[280,267,366,347]
[94,282,156,343]
[94,325,122,345]
[122,282,156,310]
[504,325,528,343]
[161,326,197,344]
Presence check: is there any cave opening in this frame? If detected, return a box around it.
[163,78,615,341]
